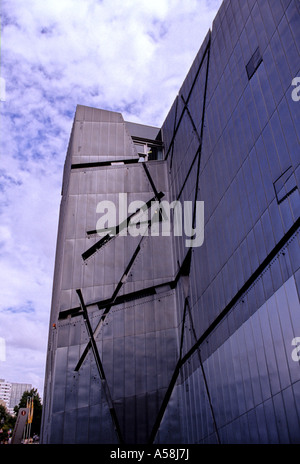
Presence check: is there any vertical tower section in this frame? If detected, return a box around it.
[41,105,179,444]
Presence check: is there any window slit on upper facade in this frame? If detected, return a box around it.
[246,47,263,80]
[133,140,164,162]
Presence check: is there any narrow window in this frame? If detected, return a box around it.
[273,166,298,204]
[148,145,163,161]
[246,47,263,80]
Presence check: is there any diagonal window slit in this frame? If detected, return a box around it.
[82,191,164,261]
[75,238,144,371]
[75,289,124,443]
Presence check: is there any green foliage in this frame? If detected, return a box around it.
[0,405,16,443]
[0,404,7,423]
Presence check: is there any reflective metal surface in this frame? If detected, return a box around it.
[41,0,300,444]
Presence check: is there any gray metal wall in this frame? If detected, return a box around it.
[41,106,179,444]
[155,0,300,444]
[41,0,300,444]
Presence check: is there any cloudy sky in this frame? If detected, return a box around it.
[0,0,222,400]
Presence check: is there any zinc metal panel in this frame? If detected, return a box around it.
[99,122,110,157]
[124,335,135,398]
[237,325,255,413]
[266,293,291,391]
[228,334,247,417]
[59,289,72,312]
[114,235,125,282]
[112,304,125,340]
[63,409,77,443]
[81,121,93,154]
[155,386,183,444]
[49,412,64,444]
[96,170,108,196]
[61,239,75,290]
[79,316,90,346]
[145,332,158,393]
[102,337,114,388]
[57,322,70,348]
[250,310,272,402]
[217,342,231,426]
[285,275,300,337]
[135,334,147,396]
[282,385,300,443]
[90,121,101,155]
[68,172,80,196]
[75,406,90,444]
[291,382,300,442]
[106,168,117,193]
[258,301,281,395]
[164,327,178,375]
[243,321,263,406]
[83,252,95,289]
[124,396,136,443]
[86,171,98,196]
[127,166,140,193]
[72,238,85,289]
[112,335,125,400]
[273,391,290,443]
[77,355,91,409]
[135,394,148,444]
[52,347,68,414]
[108,122,117,156]
[64,195,77,240]
[99,399,120,444]
[101,283,115,301]
[75,192,87,239]
[100,309,113,340]
[276,278,300,385]
[88,403,101,443]
[79,170,90,196]
[134,302,145,336]
[187,368,196,442]
[71,121,83,157]
[261,397,279,443]
[115,122,125,158]
[247,407,260,444]
[92,235,105,287]
[86,190,98,231]
[211,349,225,426]
[155,330,165,391]
[144,299,156,334]
[69,319,82,347]
[124,303,135,337]
[114,166,126,194]
[103,243,116,287]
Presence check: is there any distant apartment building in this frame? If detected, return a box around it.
[9,382,32,414]
[0,380,11,411]
[0,379,32,414]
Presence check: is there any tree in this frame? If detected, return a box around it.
[0,404,16,443]
[14,388,43,437]
[0,404,7,424]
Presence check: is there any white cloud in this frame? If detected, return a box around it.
[0,0,222,399]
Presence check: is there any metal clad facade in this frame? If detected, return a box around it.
[155,0,300,444]
[41,106,177,444]
[41,0,300,444]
